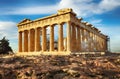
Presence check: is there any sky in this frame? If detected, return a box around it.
[0,0,120,52]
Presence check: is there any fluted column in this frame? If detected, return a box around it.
[81,28,85,51]
[50,26,54,51]
[86,30,89,51]
[98,36,100,51]
[71,25,73,51]
[97,35,99,51]
[93,33,96,51]
[89,32,93,52]
[88,31,91,52]
[101,38,103,51]
[71,24,76,51]
[19,31,22,52]
[93,33,95,51]
[77,26,81,51]
[98,36,101,51]
[35,28,41,51]
[24,30,28,52]
[42,27,47,51]
[58,24,63,51]
[100,37,102,51]
[91,33,94,51]
[80,28,82,51]
[103,39,105,51]
[96,35,99,51]
[30,29,35,52]
[84,29,87,51]
[67,21,71,51]
[28,30,30,52]
[94,34,97,51]
[102,38,104,51]
[105,38,108,52]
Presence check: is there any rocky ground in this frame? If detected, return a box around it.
[0,54,120,79]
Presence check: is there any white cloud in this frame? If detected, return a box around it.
[97,0,120,14]
[0,21,16,30]
[1,0,120,17]
[0,21,17,38]
[0,5,58,15]
[0,21,18,51]
[10,5,58,15]
[58,0,96,16]
[58,0,120,16]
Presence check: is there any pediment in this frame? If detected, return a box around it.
[18,18,31,24]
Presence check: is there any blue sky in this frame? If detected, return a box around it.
[0,0,120,52]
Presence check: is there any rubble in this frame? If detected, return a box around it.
[0,54,119,79]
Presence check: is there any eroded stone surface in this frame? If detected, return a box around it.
[0,54,119,79]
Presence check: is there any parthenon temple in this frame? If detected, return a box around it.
[17,8,109,55]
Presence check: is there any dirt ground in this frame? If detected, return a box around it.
[0,54,120,79]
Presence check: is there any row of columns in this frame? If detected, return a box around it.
[70,24,108,52]
[18,21,108,53]
[18,21,71,52]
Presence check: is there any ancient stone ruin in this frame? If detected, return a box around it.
[17,8,109,55]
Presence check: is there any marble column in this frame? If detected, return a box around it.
[102,38,104,51]
[19,31,22,52]
[24,30,28,52]
[99,36,101,51]
[93,33,96,51]
[90,32,93,52]
[91,33,93,51]
[30,29,35,52]
[77,26,81,51]
[88,31,91,52]
[86,30,89,51]
[103,39,105,51]
[58,24,63,51]
[81,28,85,51]
[105,38,108,51]
[67,21,71,51]
[84,29,87,51]
[99,37,101,51]
[71,24,76,51]
[101,38,104,51]
[50,26,54,51]
[35,28,41,51]
[42,27,47,51]
[71,25,73,51]
[96,35,99,51]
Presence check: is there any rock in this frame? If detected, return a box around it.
[67,69,80,77]
[54,73,66,79]
[97,75,103,79]
[80,75,90,79]
[71,63,79,67]
[0,54,119,79]
[25,69,33,76]
[81,61,87,65]
[63,68,68,72]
